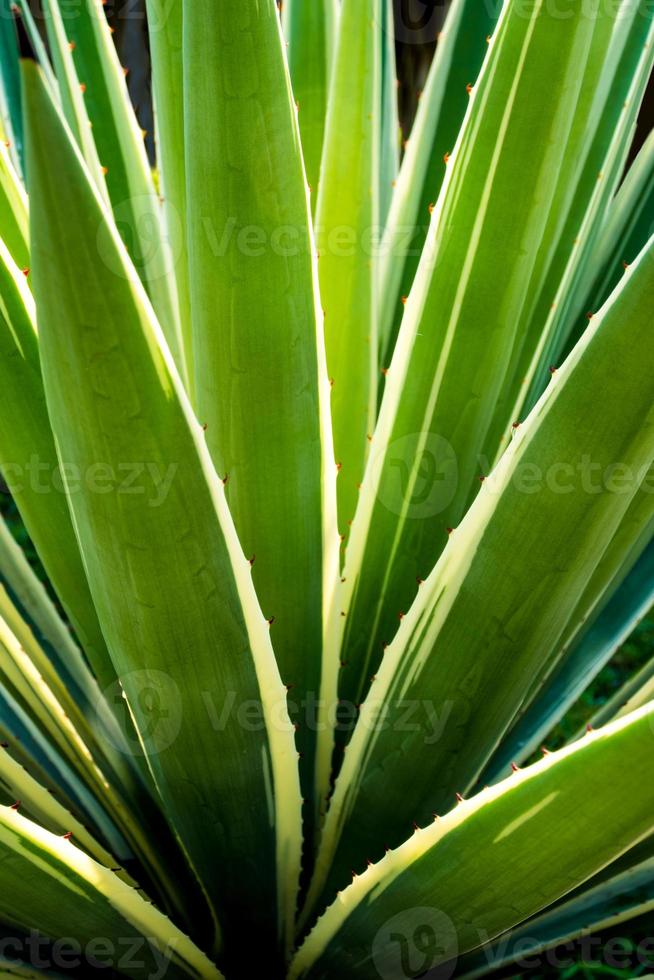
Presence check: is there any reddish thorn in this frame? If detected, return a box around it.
[466,83,473,94]
[416,576,424,585]
[202,422,208,431]
[10,801,20,810]
[79,83,86,93]
[456,793,464,803]
[248,555,255,566]
[336,461,342,472]
[586,312,595,321]
[21,268,29,277]
[381,367,389,377]
[541,746,550,756]
[401,296,408,306]
[446,527,454,536]
[622,260,630,269]
[413,822,420,831]
[398,611,405,621]
[428,202,435,215]
[586,724,594,733]
[512,421,521,429]
[511,762,520,772]
[222,473,229,485]
[267,616,275,626]
[68,40,76,50]
[63,832,73,841]
[443,152,451,164]
[549,365,557,375]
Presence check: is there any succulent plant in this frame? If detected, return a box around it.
[0,0,653,977]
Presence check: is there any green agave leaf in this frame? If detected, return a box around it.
[316,0,382,533]
[283,0,339,207]
[22,58,302,971]
[587,643,654,731]
[329,0,625,764]
[0,587,189,911]
[378,0,400,228]
[0,686,130,864]
[0,738,129,876]
[0,0,23,170]
[482,466,654,780]
[0,958,66,979]
[183,0,338,830]
[0,805,222,980]
[308,231,654,908]
[484,534,654,781]
[0,515,108,713]
[0,238,117,696]
[0,519,209,920]
[145,0,192,393]
[293,706,654,978]
[0,93,211,946]
[563,128,654,360]
[493,8,654,448]
[0,591,117,807]
[458,842,654,977]
[40,0,107,194]
[0,140,29,271]
[13,1,57,94]
[63,0,186,380]
[378,0,499,367]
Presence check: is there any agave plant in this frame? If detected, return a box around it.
[0,0,654,976]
